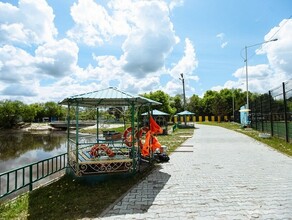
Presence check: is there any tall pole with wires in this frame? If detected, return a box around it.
[180,73,186,111]
[243,38,278,110]
[180,73,187,126]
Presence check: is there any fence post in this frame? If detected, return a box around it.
[282,82,289,142]
[29,165,33,191]
[269,91,274,136]
[254,100,258,130]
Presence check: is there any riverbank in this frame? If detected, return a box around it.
[17,122,124,132]
[17,122,56,131]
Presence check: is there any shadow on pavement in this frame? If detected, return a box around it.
[101,168,171,217]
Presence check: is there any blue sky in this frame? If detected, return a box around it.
[0,0,291,104]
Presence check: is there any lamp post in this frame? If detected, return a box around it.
[244,38,278,110]
[180,73,186,110]
[179,73,186,125]
[232,88,235,121]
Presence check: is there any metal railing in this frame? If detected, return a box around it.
[0,153,67,199]
[250,80,292,142]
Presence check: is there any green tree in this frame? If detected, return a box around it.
[170,95,183,113]
[201,90,217,116]
[211,92,230,116]
[44,102,64,121]
[0,100,24,128]
[188,94,203,115]
[22,104,37,122]
[30,103,46,122]
[141,90,175,115]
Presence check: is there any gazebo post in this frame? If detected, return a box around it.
[96,107,99,143]
[130,102,136,173]
[75,103,79,175]
[66,103,70,166]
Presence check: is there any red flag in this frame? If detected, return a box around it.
[150,116,163,134]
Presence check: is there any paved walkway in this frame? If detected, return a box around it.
[98,124,292,219]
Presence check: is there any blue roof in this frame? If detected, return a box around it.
[141,109,169,116]
[176,110,195,115]
[59,87,161,107]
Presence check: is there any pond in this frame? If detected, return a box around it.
[0,130,67,173]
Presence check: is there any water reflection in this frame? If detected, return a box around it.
[0,131,67,173]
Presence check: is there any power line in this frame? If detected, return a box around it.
[247,15,292,61]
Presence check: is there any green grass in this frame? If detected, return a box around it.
[0,128,193,220]
[200,122,292,157]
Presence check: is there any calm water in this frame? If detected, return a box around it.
[0,130,67,173]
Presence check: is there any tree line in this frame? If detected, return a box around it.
[0,88,255,129]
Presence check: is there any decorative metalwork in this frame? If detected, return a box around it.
[59,87,161,177]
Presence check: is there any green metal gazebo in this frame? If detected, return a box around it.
[59,87,161,177]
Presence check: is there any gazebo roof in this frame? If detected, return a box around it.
[141,109,169,116]
[59,87,161,107]
[176,110,195,115]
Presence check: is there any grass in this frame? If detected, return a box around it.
[0,128,193,220]
[200,121,292,157]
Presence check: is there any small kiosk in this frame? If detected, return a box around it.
[59,87,161,177]
[176,110,195,128]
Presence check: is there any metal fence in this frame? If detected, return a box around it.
[0,153,67,200]
[250,80,292,142]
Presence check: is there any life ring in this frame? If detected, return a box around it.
[123,127,134,147]
[90,144,115,157]
[123,127,149,148]
[137,127,149,150]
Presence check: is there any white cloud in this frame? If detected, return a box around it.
[0,0,57,45]
[67,0,130,46]
[161,38,199,96]
[35,39,79,77]
[216,32,228,49]
[218,19,292,94]
[0,38,79,99]
[2,83,38,97]
[262,19,292,79]
[169,0,184,11]
[0,0,196,103]
[221,42,228,48]
[216,33,224,40]
[233,64,272,79]
[0,45,36,83]
[121,1,179,78]
[68,0,179,79]
[170,38,198,78]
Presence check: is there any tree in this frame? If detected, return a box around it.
[188,94,203,115]
[22,104,37,122]
[44,102,64,121]
[201,90,217,116]
[141,90,175,115]
[0,100,24,128]
[170,95,183,113]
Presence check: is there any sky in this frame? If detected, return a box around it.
[0,0,291,104]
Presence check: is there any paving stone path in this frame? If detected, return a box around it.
[97,124,292,219]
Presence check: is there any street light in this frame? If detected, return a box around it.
[244,38,278,110]
[179,73,186,110]
[179,73,187,125]
[232,88,235,121]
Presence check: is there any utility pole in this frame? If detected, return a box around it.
[180,73,186,126]
[180,73,186,110]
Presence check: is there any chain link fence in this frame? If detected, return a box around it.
[250,80,292,142]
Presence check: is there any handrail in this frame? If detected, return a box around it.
[0,153,67,199]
